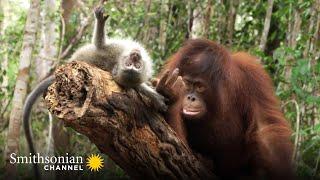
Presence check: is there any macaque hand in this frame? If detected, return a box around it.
[94,6,109,22]
[152,92,168,112]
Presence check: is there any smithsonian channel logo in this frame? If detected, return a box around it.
[10,153,104,172]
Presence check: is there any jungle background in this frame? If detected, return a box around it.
[0,0,319,179]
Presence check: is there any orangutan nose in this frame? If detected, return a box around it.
[187,94,196,102]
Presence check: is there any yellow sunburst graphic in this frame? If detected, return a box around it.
[86,154,104,172]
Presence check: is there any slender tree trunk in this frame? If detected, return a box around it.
[259,0,274,51]
[203,0,213,38]
[36,0,58,81]
[35,3,58,178]
[303,5,315,57]
[226,0,238,46]
[311,0,320,126]
[159,0,168,56]
[4,0,40,178]
[284,2,302,81]
[216,0,226,43]
[311,0,320,59]
[286,3,293,45]
[190,0,212,39]
[35,0,58,155]
[191,1,205,38]
[186,0,193,39]
[141,0,152,44]
[289,5,302,49]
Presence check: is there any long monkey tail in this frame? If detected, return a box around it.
[23,75,55,179]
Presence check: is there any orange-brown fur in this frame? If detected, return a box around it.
[159,39,294,179]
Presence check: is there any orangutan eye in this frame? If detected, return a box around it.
[183,79,191,86]
[183,79,192,90]
[196,84,206,93]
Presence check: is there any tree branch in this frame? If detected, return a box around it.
[60,17,92,59]
[44,61,216,179]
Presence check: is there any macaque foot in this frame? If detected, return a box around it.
[94,6,109,22]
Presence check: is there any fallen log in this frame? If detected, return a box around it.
[44,61,216,179]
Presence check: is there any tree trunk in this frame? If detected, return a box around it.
[216,0,226,43]
[311,0,320,59]
[259,0,274,52]
[33,2,58,157]
[159,0,168,56]
[284,2,302,84]
[303,4,315,57]
[141,0,152,44]
[203,0,213,38]
[4,0,40,177]
[191,2,205,38]
[44,61,217,180]
[190,0,213,39]
[33,1,59,165]
[226,0,238,46]
[289,5,302,49]
[36,0,58,80]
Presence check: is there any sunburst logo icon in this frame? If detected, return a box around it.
[86,154,104,172]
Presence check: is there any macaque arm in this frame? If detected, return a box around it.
[93,7,108,49]
[138,83,188,144]
[137,83,167,112]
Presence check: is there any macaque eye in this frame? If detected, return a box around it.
[134,62,141,69]
[125,61,132,66]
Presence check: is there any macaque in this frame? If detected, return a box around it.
[23,6,166,178]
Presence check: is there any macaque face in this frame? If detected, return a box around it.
[181,76,207,120]
[123,49,143,70]
[113,48,147,88]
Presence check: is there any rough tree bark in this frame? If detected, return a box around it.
[190,1,205,39]
[44,61,216,180]
[259,0,274,52]
[159,0,168,56]
[190,0,213,39]
[226,0,238,46]
[216,0,226,43]
[36,0,58,80]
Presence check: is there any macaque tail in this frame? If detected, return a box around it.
[22,75,55,179]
